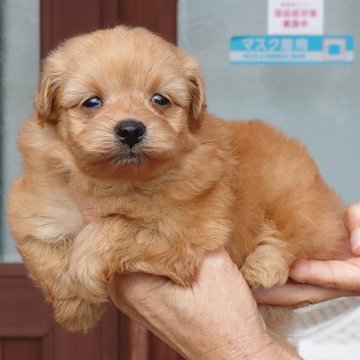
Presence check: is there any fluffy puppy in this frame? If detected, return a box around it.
[8,26,346,343]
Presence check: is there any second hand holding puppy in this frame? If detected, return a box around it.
[255,201,360,306]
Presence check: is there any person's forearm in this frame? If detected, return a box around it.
[182,335,301,360]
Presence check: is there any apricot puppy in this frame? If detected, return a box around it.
[8,26,346,339]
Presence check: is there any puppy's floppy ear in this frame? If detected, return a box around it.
[183,56,206,132]
[35,54,63,126]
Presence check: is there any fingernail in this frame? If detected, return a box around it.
[350,228,360,256]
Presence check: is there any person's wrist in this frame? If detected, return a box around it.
[203,336,299,360]
[186,333,286,360]
[252,339,300,360]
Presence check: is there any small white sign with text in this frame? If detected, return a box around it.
[268,0,324,35]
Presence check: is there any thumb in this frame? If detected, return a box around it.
[254,283,355,307]
[344,201,360,255]
[350,228,360,256]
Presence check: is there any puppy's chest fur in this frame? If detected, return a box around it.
[70,166,236,255]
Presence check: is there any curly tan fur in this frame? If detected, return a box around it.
[8,27,346,342]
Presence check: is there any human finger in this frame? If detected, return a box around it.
[108,272,185,353]
[289,258,360,291]
[350,228,360,256]
[108,271,169,308]
[344,201,360,232]
[254,282,357,307]
[194,249,240,283]
[344,201,360,255]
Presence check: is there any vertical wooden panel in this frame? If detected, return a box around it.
[40,0,108,58]
[128,321,149,360]
[41,0,101,57]
[0,264,121,360]
[100,0,119,28]
[40,0,53,58]
[149,333,184,360]
[3,339,40,360]
[117,0,177,43]
[40,0,177,57]
[100,303,123,360]
[41,331,54,360]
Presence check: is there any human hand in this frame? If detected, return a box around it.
[109,250,299,359]
[345,201,360,255]
[255,201,360,307]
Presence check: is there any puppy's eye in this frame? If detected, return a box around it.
[151,94,170,107]
[82,96,102,109]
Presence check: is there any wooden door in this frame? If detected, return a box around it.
[1,1,183,358]
[40,0,177,57]
[0,264,121,360]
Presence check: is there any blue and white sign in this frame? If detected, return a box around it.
[230,35,354,64]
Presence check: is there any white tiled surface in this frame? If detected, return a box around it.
[293,298,360,359]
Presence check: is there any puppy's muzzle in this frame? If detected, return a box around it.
[114,119,146,148]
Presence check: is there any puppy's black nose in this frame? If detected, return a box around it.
[114,120,146,148]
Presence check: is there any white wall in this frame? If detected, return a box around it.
[178,0,360,205]
[1,0,39,261]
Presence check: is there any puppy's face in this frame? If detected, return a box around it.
[36,27,205,179]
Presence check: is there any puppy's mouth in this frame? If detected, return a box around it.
[115,148,146,166]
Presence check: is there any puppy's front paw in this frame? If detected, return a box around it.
[70,260,109,304]
[132,254,201,286]
[53,297,106,332]
[241,251,289,288]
